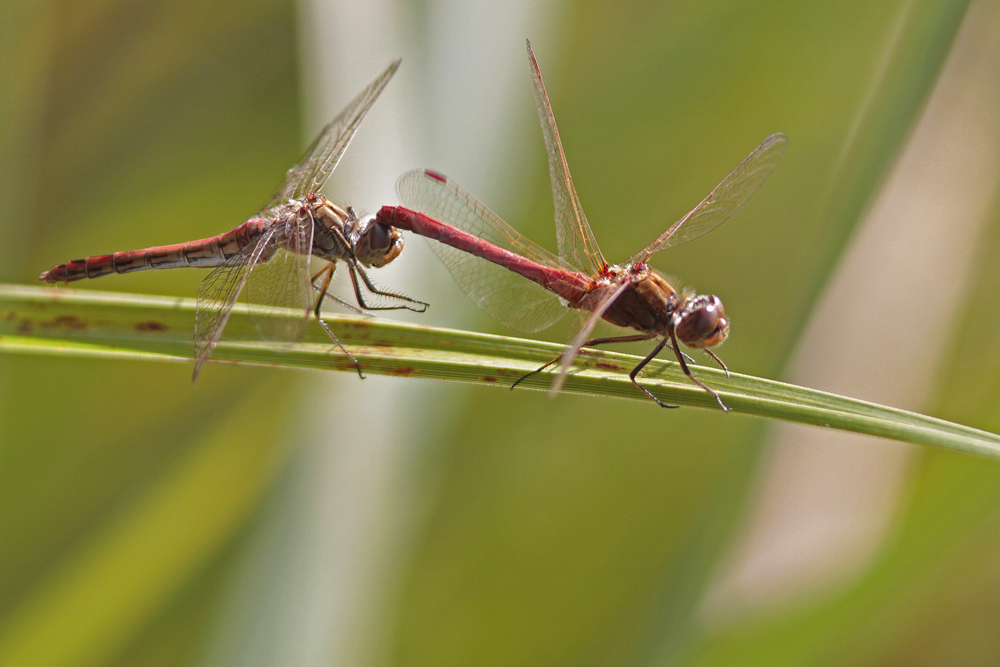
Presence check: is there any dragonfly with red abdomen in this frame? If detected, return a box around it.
[39,59,427,380]
[377,41,786,411]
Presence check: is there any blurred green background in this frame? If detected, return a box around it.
[3,0,1000,665]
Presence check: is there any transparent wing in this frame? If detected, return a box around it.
[244,209,315,342]
[193,225,281,379]
[549,282,630,395]
[397,169,569,333]
[398,169,566,266]
[527,40,606,276]
[262,59,401,212]
[629,133,788,265]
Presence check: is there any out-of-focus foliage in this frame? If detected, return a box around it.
[1,0,303,664]
[4,0,1000,666]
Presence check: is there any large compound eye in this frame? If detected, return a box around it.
[675,295,729,348]
[365,222,391,253]
[356,220,403,268]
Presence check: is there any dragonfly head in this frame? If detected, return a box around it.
[673,294,729,349]
[355,215,404,268]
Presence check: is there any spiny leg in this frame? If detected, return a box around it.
[510,333,655,391]
[313,226,374,316]
[311,264,364,315]
[667,329,729,411]
[628,338,679,409]
[311,261,364,379]
[310,263,330,285]
[350,265,429,312]
[323,290,365,314]
[589,334,697,366]
[705,349,730,377]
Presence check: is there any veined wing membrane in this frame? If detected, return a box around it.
[629,133,787,265]
[244,208,315,342]
[527,40,606,276]
[263,59,401,212]
[397,169,569,333]
[193,225,281,378]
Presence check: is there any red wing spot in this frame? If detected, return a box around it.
[594,361,621,371]
[425,170,447,183]
[135,321,169,332]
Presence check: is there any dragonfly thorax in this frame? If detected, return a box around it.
[599,267,680,334]
[598,268,728,348]
[302,194,354,263]
[302,193,404,269]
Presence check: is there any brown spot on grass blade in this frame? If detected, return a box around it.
[135,320,169,332]
[42,315,87,330]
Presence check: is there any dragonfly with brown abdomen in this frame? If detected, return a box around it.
[377,42,786,411]
[40,59,427,379]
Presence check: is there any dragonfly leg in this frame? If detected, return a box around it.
[667,329,729,411]
[510,357,559,391]
[349,264,429,312]
[310,263,331,284]
[704,348,730,378]
[628,338,680,409]
[312,262,364,379]
[510,333,655,391]
[311,262,365,315]
[310,263,335,308]
[324,291,365,314]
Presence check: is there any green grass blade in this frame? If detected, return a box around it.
[3,283,998,458]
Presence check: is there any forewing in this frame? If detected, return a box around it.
[397,169,568,333]
[193,226,279,379]
[629,133,787,264]
[263,59,401,211]
[549,281,630,396]
[527,40,606,276]
[244,210,315,342]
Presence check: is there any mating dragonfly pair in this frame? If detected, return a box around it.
[40,42,787,411]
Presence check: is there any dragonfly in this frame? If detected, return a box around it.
[40,59,427,380]
[376,42,786,411]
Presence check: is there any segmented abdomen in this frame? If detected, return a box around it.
[38,219,269,283]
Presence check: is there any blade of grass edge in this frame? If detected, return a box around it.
[2,283,998,458]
